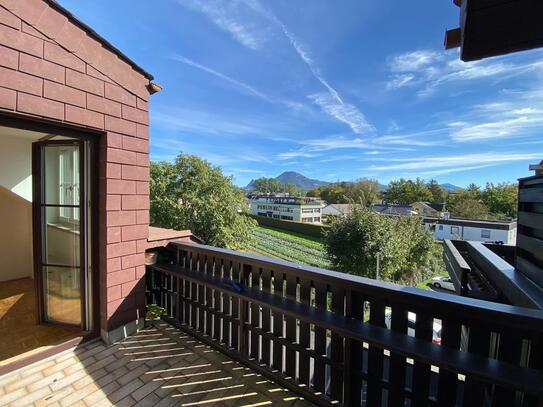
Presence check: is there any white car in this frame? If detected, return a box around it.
[385,310,442,345]
[431,276,455,291]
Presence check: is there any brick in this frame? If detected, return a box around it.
[55,20,85,53]
[136,152,149,167]
[34,3,69,41]
[20,53,65,83]
[122,135,148,153]
[21,22,48,41]
[136,97,148,111]
[106,132,122,148]
[107,210,136,227]
[86,64,112,83]
[121,225,148,242]
[4,0,48,26]
[0,23,43,57]
[136,210,149,225]
[106,163,121,179]
[0,44,18,69]
[0,7,20,29]
[121,195,149,210]
[135,265,146,279]
[107,147,137,165]
[121,253,144,269]
[65,104,105,128]
[107,257,122,273]
[0,65,42,96]
[44,80,85,107]
[107,179,136,195]
[106,194,121,210]
[107,241,137,259]
[121,165,149,181]
[136,239,148,253]
[87,93,121,117]
[106,267,136,287]
[105,116,137,137]
[0,87,16,110]
[66,68,104,96]
[136,181,149,195]
[107,227,121,243]
[121,104,148,125]
[44,42,85,72]
[18,92,64,120]
[136,123,149,139]
[105,82,136,107]
[74,35,102,69]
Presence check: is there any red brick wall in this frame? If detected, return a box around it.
[0,0,152,333]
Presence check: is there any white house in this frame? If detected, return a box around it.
[423,217,517,244]
[249,194,323,223]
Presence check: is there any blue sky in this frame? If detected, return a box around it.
[60,0,543,187]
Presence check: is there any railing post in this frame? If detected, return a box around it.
[239,263,250,358]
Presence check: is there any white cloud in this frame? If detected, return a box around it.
[180,0,266,49]
[309,93,373,135]
[365,152,542,172]
[171,54,272,101]
[389,50,443,72]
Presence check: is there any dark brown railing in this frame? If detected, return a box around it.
[146,241,543,407]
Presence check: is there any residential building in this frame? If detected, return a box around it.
[412,201,448,218]
[423,217,517,244]
[0,1,542,406]
[249,194,323,223]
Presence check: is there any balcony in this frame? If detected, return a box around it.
[147,241,543,406]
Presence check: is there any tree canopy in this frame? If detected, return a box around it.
[250,177,302,196]
[447,182,517,220]
[381,178,434,205]
[307,179,380,207]
[150,153,256,249]
[324,207,438,285]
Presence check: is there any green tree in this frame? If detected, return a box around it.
[324,207,435,285]
[448,197,489,219]
[426,179,447,203]
[251,177,302,195]
[150,153,256,249]
[307,179,380,206]
[382,178,432,205]
[481,182,518,219]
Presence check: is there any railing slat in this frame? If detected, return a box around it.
[231,261,241,351]
[344,289,364,407]
[221,260,231,347]
[412,312,434,405]
[261,268,272,366]
[491,329,523,406]
[367,299,385,407]
[389,305,408,407]
[298,277,312,386]
[272,271,284,372]
[437,317,462,406]
[330,286,345,402]
[313,282,328,393]
[463,326,491,406]
[250,266,261,361]
[204,255,214,336]
[213,258,222,341]
[285,273,297,378]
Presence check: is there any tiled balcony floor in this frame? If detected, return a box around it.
[0,322,313,406]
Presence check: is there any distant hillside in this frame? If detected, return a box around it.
[440,183,462,192]
[246,171,329,191]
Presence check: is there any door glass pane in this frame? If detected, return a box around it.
[44,206,80,267]
[43,144,80,207]
[44,266,81,325]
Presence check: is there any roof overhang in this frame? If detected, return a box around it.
[446,0,543,62]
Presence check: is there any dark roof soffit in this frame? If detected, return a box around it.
[46,0,154,80]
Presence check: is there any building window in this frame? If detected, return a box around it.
[438,225,443,230]
[59,148,79,222]
[314,217,321,222]
[451,226,460,236]
[481,229,491,239]
[281,215,293,221]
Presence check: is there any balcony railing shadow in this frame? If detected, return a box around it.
[147,241,543,407]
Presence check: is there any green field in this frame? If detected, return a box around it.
[241,226,331,269]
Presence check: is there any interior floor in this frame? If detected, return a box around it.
[0,278,81,366]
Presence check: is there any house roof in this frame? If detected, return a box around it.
[372,204,414,216]
[45,0,153,80]
[415,201,447,212]
[422,217,517,231]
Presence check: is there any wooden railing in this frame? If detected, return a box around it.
[146,242,543,407]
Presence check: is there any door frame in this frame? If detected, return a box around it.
[33,139,87,328]
[0,113,101,335]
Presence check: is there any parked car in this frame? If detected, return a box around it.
[385,311,442,345]
[431,276,455,291]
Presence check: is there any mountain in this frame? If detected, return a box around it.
[440,183,462,193]
[276,171,329,190]
[245,171,329,191]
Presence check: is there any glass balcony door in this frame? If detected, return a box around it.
[34,140,88,327]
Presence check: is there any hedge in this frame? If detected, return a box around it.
[249,215,329,238]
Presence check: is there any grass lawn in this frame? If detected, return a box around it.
[240,225,331,269]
